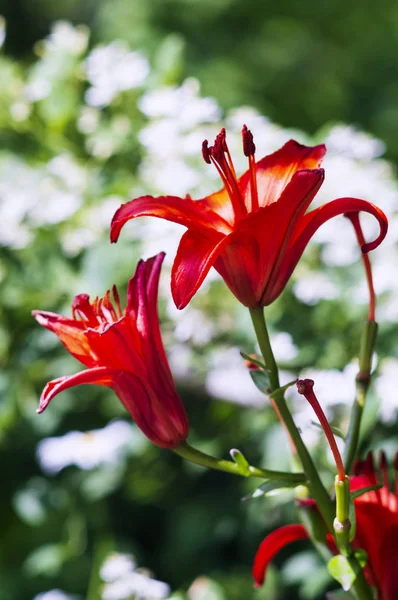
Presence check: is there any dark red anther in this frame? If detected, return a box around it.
[380,450,389,489]
[394,452,398,471]
[202,140,211,164]
[380,450,388,471]
[296,378,314,395]
[365,452,375,471]
[242,124,256,157]
[353,458,362,476]
[211,129,227,162]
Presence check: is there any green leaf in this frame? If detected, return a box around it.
[351,483,382,501]
[327,551,368,592]
[249,369,271,394]
[242,479,302,501]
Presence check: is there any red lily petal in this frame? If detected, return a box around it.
[110,195,231,243]
[171,228,231,309]
[253,524,308,587]
[37,366,120,413]
[239,140,326,208]
[126,253,176,390]
[197,188,235,227]
[264,197,388,304]
[215,169,325,307]
[32,310,96,368]
[379,525,398,600]
[111,370,189,448]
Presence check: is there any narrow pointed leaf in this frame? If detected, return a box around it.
[243,479,304,501]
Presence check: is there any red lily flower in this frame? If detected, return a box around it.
[110,127,388,309]
[32,253,189,448]
[253,453,398,600]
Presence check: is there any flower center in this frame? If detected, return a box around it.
[72,285,123,329]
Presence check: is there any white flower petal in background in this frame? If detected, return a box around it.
[205,347,265,407]
[100,554,170,600]
[100,554,136,583]
[33,591,76,600]
[293,272,339,305]
[375,358,398,423]
[138,78,221,127]
[36,420,138,474]
[270,332,298,362]
[325,124,385,160]
[85,42,149,107]
[45,21,89,55]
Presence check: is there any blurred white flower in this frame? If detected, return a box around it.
[36,420,136,474]
[47,155,88,191]
[100,554,136,583]
[0,153,87,248]
[293,272,339,304]
[24,79,52,102]
[33,591,75,600]
[375,359,398,423]
[100,553,170,600]
[77,106,100,134]
[170,307,215,346]
[139,78,221,127]
[102,572,170,600]
[44,21,89,56]
[270,332,298,362]
[205,347,265,407]
[9,101,31,122]
[325,125,385,160]
[85,42,149,107]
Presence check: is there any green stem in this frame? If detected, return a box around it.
[174,441,306,483]
[249,308,374,600]
[343,321,378,474]
[249,307,335,531]
[349,564,375,600]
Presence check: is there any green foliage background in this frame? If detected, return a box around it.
[0,2,397,599]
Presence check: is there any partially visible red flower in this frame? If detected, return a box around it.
[252,453,398,600]
[32,253,189,449]
[110,127,388,309]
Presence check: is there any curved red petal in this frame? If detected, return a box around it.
[37,366,119,413]
[253,524,308,587]
[171,229,230,309]
[265,197,388,304]
[113,371,189,448]
[32,310,96,368]
[214,169,325,307]
[239,140,326,208]
[110,195,230,243]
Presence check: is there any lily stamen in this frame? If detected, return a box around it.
[297,378,346,481]
[202,128,247,221]
[242,125,259,212]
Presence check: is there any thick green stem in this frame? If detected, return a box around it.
[249,307,335,531]
[343,321,378,474]
[174,441,306,482]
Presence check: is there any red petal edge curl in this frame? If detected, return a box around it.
[253,524,308,587]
